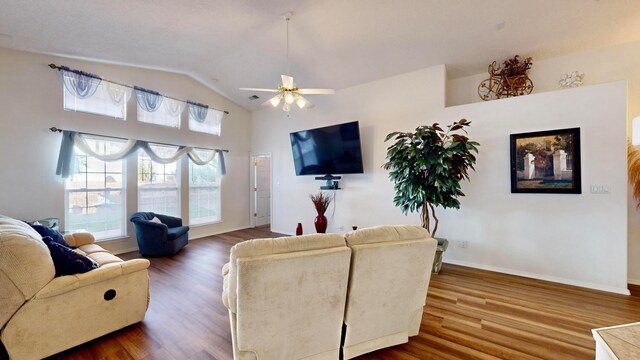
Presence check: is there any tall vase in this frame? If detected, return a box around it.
[296,223,303,236]
[314,214,327,233]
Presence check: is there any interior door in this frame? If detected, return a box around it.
[254,155,271,226]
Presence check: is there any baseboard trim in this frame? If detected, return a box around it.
[628,278,640,286]
[443,258,630,295]
[190,226,260,241]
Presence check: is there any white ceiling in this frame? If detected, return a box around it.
[2,0,640,110]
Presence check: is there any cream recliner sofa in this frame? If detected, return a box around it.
[0,216,150,359]
[222,233,351,360]
[342,225,437,359]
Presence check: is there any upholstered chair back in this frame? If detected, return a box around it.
[0,216,55,329]
[342,225,437,359]
[226,233,351,360]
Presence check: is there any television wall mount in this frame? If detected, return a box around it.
[315,175,341,190]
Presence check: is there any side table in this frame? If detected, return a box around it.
[593,322,640,360]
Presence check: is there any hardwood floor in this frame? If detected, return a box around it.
[48,226,640,360]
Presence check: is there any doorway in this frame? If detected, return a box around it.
[251,154,271,228]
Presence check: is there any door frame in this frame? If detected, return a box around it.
[250,152,273,228]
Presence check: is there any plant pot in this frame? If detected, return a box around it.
[432,237,449,274]
[314,215,327,233]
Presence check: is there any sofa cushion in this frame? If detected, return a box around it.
[231,233,345,259]
[77,243,107,255]
[167,226,189,241]
[344,225,430,246]
[227,233,347,314]
[0,216,55,329]
[42,236,98,277]
[86,251,123,266]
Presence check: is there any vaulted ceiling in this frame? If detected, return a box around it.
[2,0,640,110]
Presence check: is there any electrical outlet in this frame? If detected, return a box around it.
[459,240,468,249]
[590,184,611,194]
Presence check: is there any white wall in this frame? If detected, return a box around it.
[251,64,629,294]
[0,48,251,253]
[251,65,447,235]
[448,40,640,285]
[438,82,628,294]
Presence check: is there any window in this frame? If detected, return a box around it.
[138,145,180,216]
[189,150,221,225]
[137,98,182,128]
[63,81,128,119]
[189,107,223,135]
[65,138,126,240]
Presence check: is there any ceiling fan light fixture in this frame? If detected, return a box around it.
[270,96,281,107]
[239,11,334,113]
[284,92,295,104]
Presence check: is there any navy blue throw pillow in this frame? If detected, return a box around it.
[41,236,98,276]
[30,224,73,248]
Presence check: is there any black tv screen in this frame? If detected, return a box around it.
[290,121,364,176]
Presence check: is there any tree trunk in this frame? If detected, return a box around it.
[428,202,439,237]
[421,201,431,234]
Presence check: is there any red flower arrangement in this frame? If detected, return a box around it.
[501,55,533,77]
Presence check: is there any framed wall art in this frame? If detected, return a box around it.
[510,128,581,194]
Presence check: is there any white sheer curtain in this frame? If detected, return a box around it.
[57,132,227,178]
[73,135,138,161]
[189,108,223,135]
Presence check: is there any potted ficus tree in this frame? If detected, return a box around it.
[383,119,479,274]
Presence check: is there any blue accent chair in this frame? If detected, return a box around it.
[129,212,189,257]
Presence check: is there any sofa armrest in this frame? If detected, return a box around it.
[64,232,96,247]
[33,259,150,299]
[155,214,182,228]
[222,270,231,311]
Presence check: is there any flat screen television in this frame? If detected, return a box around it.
[290,121,364,176]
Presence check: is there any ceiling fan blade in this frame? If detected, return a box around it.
[281,75,294,89]
[305,99,315,109]
[296,95,315,109]
[298,88,335,95]
[261,95,281,107]
[239,87,279,93]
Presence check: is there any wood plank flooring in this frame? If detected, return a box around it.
[47,226,640,360]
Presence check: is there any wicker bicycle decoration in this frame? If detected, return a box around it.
[478,55,533,101]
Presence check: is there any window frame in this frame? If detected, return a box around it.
[62,82,128,120]
[188,154,221,226]
[136,102,182,129]
[188,108,222,135]
[137,147,181,217]
[64,139,127,241]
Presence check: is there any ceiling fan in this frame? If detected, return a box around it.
[239,12,335,112]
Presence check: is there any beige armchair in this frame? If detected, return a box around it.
[0,216,150,359]
[222,234,351,360]
[342,225,437,359]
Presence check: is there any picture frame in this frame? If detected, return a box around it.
[510,127,581,194]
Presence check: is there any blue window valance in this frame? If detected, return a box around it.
[187,101,209,123]
[59,66,102,99]
[134,86,164,112]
